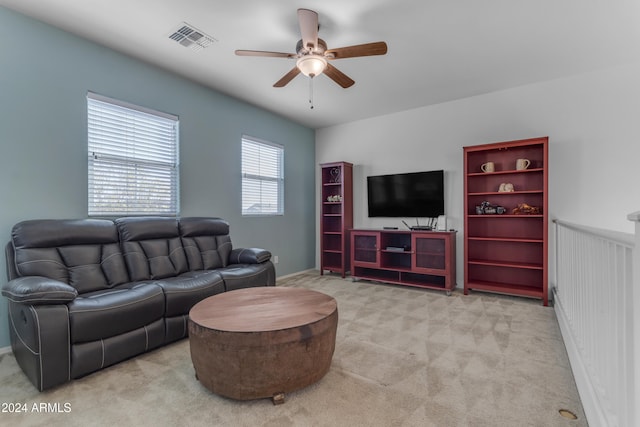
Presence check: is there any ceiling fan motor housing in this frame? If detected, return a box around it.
[296,38,327,56]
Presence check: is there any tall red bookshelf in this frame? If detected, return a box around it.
[320,161,353,277]
[463,137,549,305]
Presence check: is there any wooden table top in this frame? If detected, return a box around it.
[189,287,337,333]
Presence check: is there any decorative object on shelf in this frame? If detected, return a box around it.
[326,195,342,202]
[481,162,495,173]
[512,203,540,215]
[498,183,515,192]
[329,167,341,183]
[516,158,531,170]
[475,200,507,215]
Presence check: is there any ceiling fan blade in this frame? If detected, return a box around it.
[298,8,319,50]
[273,67,301,87]
[235,50,296,58]
[323,63,355,88]
[326,41,388,59]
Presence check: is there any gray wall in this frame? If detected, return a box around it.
[0,7,316,348]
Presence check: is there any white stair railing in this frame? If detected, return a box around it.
[553,215,639,427]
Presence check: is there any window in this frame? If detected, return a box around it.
[241,136,284,215]
[87,92,179,216]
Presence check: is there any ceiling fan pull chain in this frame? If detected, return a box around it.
[309,77,315,109]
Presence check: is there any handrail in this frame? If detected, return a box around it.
[553,219,634,247]
[554,215,637,426]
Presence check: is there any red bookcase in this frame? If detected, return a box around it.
[463,137,549,305]
[320,161,353,277]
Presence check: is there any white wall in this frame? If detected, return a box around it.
[316,62,640,280]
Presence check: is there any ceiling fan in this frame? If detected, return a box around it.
[235,8,388,89]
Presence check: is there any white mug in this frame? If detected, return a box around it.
[516,158,531,170]
[481,162,495,173]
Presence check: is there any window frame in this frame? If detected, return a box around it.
[241,135,284,216]
[87,92,180,217]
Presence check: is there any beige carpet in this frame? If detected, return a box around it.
[0,271,586,426]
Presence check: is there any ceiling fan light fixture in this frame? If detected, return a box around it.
[236,9,387,88]
[296,55,327,77]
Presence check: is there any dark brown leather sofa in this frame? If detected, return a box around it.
[2,216,275,391]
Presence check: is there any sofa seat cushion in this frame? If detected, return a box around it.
[218,263,275,292]
[68,283,164,344]
[154,271,225,317]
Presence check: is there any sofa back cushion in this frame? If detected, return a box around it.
[11,219,129,294]
[115,217,188,281]
[179,217,232,270]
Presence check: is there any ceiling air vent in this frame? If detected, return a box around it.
[168,23,217,51]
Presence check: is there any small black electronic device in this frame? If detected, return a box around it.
[383,226,398,230]
[386,245,411,252]
[410,226,432,231]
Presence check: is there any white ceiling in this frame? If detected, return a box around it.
[2,0,640,129]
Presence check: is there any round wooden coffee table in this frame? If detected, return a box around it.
[188,286,338,404]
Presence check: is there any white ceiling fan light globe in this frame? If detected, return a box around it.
[296,55,327,77]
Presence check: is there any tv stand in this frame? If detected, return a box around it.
[350,229,456,295]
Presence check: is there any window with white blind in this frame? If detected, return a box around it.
[241,136,284,216]
[87,92,179,216]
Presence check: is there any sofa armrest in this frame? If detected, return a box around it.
[8,301,71,390]
[2,276,78,305]
[229,248,272,264]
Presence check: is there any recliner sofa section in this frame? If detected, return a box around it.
[2,216,275,391]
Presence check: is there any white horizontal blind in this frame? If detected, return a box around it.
[242,136,284,215]
[87,93,179,216]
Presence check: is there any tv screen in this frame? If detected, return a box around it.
[367,170,444,218]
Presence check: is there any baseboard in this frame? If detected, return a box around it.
[0,346,12,356]
[553,287,608,427]
[276,269,316,281]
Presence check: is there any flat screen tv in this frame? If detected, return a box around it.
[367,170,444,218]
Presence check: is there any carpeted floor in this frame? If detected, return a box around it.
[0,271,586,426]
